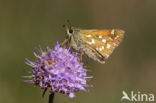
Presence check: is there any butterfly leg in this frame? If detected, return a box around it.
[61,36,70,46]
[78,48,84,63]
[42,88,47,98]
[62,36,72,48]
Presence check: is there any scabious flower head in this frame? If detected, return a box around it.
[24,42,92,98]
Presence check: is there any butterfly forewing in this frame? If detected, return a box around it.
[79,29,124,59]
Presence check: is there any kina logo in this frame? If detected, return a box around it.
[121,91,154,102]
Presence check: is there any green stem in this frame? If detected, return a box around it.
[48,93,55,103]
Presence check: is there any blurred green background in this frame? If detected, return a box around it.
[0,0,156,103]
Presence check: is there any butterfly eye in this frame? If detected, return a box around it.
[66,26,74,36]
[69,29,73,33]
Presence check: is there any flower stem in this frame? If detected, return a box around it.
[48,93,55,103]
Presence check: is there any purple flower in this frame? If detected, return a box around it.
[23,42,92,98]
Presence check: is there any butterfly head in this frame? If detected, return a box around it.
[63,20,75,36]
[66,26,74,36]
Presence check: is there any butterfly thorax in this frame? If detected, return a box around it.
[70,29,86,51]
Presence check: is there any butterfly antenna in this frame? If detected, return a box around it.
[67,20,72,28]
[62,24,66,28]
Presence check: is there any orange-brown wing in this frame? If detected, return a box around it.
[79,29,124,59]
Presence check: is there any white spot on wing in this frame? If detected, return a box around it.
[111,29,115,35]
[106,44,111,48]
[86,35,92,37]
[102,39,106,43]
[115,35,120,39]
[99,35,102,38]
[101,46,104,50]
[99,48,102,51]
[91,39,95,44]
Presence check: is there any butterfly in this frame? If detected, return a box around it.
[62,21,124,64]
